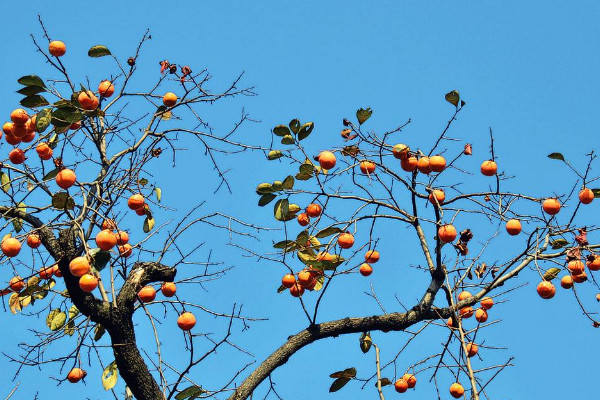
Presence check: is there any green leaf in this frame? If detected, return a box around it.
[329,377,351,393]
[48,133,59,149]
[52,192,75,210]
[282,175,295,190]
[43,168,60,181]
[273,125,291,137]
[68,304,79,320]
[256,183,273,195]
[46,309,60,329]
[273,240,296,251]
[277,284,287,293]
[356,108,372,125]
[289,119,301,134]
[94,324,106,341]
[259,193,277,207]
[297,122,314,141]
[64,320,75,336]
[18,75,45,87]
[313,275,325,291]
[102,361,119,391]
[271,181,283,192]
[329,367,357,379]
[88,45,112,58]
[543,267,561,281]
[377,378,393,387]
[154,187,162,203]
[89,248,111,271]
[20,95,49,108]
[548,153,566,162]
[359,332,372,353]
[315,227,343,238]
[445,90,460,107]
[49,310,67,331]
[288,203,301,214]
[175,385,206,400]
[12,219,22,233]
[280,134,295,145]
[550,238,569,249]
[35,108,52,133]
[295,172,312,181]
[0,172,10,193]
[143,216,155,233]
[267,150,283,160]
[52,108,84,126]
[273,199,289,221]
[592,189,600,198]
[138,178,149,186]
[299,163,315,175]
[17,85,46,96]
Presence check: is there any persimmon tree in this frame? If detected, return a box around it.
[2,22,600,400]
[244,93,600,399]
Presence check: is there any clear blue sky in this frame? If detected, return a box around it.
[1,1,600,399]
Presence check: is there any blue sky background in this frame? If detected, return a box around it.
[1,1,600,399]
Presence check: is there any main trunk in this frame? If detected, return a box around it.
[108,314,163,400]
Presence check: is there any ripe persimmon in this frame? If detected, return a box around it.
[568,260,585,276]
[587,255,600,271]
[127,194,145,210]
[9,148,26,164]
[392,144,409,159]
[9,276,24,292]
[135,204,150,216]
[115,231,129,245]
[56,168,76,189]
[48,41,66,57]
[78,91,99,110]
[138,286,156,302]
[394,379,408,393]
[458,291,472,301]
[163,92,178,107]
[5,133,21,145]
[429,189,445,205]
[359,160,376,174]
[98,80,115,97]
[161,282,177,297]
[475,308,488,323]
[480,160,497,176]
[417,156,431,174]
[69,257,90,277]
[289,282,305,297]
[177,312,196,331]
[537,281,555,299]
[337,232,355,249]
[297,213,310,226]
[466,342,478,357]
[572,271,587,283]
[67,368,86,383]
[402,373,417,388]
[316,251,334,262]
[306,203,322,218]
[480,297,494,310]
[102,219,117,230]
[96,229,117,251]
[282,274,296,288]
[79,274,98,292]
[1,238,21,257]
[542,198,561,215]
[560,275,573,289]
[36,142,51,157]
[39,266,54,280]
[318,151,336,170]
[359,263,373,276]
[400,156,418,172]
[450,383,464,398]
[364,250,380,263]
[505,219,522,235]
[459,306,473,318]
[429,155,446,172]
[298,270,313,287]
[10,109,29,125]
[438,224,457,243]
[118,244,133,258]
[52,264,62,277]
[27,234,41,249]
[579,188,594,204]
